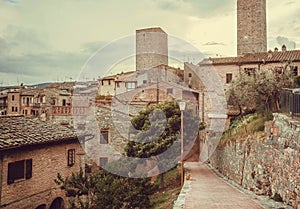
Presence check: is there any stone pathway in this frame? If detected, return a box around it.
[174,162,263,209]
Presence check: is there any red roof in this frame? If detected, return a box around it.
[200,50,300,65]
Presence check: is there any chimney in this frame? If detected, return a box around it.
[282,45,287,52]
[274,47,278,52]
[268,50,273,58]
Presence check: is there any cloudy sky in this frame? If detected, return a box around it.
[0,0,299,85]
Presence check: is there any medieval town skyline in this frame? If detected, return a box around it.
[0,0,299,85]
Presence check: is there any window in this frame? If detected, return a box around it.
[226,73,233,83]
[126,82,136,91]
[116,82,120,88]
[99,157,108,168]
[167,88,173,94]
[7,159,32,184]
[101,80,104,86]
[15,107,18,112]
[274,67,283,75]
[23,97,26,104]
[244,68,255,76]
[100,130,109,144]
[188,73,192,78]
[67,149,75,167]
[108,80,111,85]
[62,99,66,106]
[12,95,15,101]
[77,123,86,131]
[143,80,147,84]
[291,66,298,76]
[12,107,14,112]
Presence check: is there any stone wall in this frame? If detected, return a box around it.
[210,113,300,208]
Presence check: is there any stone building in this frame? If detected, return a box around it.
[198,48,300,90]
[237,0,267,56]
[136,27,168,71]
[0,116,86,209]
[0,93,7,115]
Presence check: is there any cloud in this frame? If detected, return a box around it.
[276,36,296,50]
[203,42,225,46]
[153,0,235,17]
[80,41,108,54]
[0,25,92,85]
[2,0,20,4]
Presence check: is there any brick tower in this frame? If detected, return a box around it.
[237,0,267,56]
[136,27,168,71]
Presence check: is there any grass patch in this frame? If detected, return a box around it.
[221,112,273,145]
[150,168,181,209]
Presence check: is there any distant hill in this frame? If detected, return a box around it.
[31,82,54,89]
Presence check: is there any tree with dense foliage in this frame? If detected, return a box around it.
[125,100,201,187]
[56,167,156,209]
[227,65,295,113]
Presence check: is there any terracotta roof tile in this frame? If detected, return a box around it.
[0,116,80,150]
[200,50,300,65]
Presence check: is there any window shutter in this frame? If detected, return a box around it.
[25,159,32,179]
[7,162,14,184]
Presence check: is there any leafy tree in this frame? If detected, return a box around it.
[228,65,295,113]
[55,167,156,209]
[125,100,202,187]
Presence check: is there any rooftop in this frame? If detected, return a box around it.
[0,116,80,151]
[200,50,300,65]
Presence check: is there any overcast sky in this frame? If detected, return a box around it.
[0,0,299,85]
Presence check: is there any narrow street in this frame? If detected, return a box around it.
[174,162,263,209]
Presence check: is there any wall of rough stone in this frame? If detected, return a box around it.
[210,113,300,209]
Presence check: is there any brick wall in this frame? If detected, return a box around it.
[0,140,84,209]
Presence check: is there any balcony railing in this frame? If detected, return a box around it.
[51,106,87,116]
[280,89,300,118]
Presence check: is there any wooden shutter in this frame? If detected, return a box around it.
[25,159,32,179]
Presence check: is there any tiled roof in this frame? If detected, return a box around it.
[200,50,300,65]
[0,116,80,150]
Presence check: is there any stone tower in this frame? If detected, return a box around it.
[136,27,168,71]
[237,0,267,56]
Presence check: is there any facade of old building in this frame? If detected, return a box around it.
[199,48,300,90]
[0,116,85,209]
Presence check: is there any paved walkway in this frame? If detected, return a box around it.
[174,162,263,209]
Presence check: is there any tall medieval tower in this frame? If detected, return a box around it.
[237,0,267,56]
[136,27,168,71]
